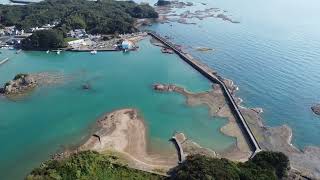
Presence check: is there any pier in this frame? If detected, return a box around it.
[170,135,186,163]
[0,58,9,66]
[148,31,261,159]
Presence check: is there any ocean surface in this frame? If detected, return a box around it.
[1,0,320,179]
[142,0,320,149]
[0,39,234,179]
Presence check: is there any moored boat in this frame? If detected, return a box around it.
[90,50,97,55]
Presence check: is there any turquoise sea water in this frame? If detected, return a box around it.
[0,39,234,179]
[1,0,320,178]
[143,0,320,149]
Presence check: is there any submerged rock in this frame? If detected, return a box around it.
[153,83,176,92]
[161,47,174,54]
[195,47,214,52]
[311,104,320,115]
[82,83,91,90]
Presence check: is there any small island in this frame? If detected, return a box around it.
[0,74,37,95]
[0,72,65,97]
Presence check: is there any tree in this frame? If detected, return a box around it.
[169,151,289,180]
[0,0,158,35]
[21,30,66,50]
[169,154,241,180]
[250,151,290,179]
[26,151,164,180]
[64,15,87,30]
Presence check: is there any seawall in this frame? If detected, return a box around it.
[0,58,9,66]
[148,31,261,158]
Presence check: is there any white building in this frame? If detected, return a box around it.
[121,40,133,50]
[67,39,85,46]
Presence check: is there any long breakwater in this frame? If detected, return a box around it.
[0,58,9,66]
[148,31,261,158]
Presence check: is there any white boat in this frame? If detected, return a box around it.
[46,50,50,54]
[15,49,22,54]
[56,50,61,55]
[90,50,97,55]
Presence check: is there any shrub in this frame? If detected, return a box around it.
[26,151,164,180]
[169,151,289,180]
[250,151,290,179]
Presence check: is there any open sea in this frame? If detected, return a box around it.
[143,0,320,148]
[1,0,320,179]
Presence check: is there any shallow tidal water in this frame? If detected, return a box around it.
[142,0,320,149]
[0,39,234,179]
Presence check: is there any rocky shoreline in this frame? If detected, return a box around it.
[0,72,65,98]
[153,83,253,162]
[154,1,240,25]
[0,74,37,95]
[73,109,177,173]
[53,108,223,175]
[153,82,320,179]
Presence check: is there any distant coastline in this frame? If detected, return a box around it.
[9,0,33,4]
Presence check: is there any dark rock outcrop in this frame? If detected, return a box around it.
[82,83,91,90]
[311,104,320,115]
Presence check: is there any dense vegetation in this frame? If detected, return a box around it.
[0,0,158,34]
[21,30,65,50]
[26,151,164,180]
[27,151,290,180]
[169,151,290,180]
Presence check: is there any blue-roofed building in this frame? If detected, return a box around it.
[121,40,133,50]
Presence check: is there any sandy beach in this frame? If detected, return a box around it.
[79,108,178,173]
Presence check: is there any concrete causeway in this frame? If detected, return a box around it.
[148,31,261,159]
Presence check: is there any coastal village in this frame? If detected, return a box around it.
[0,24,146,54]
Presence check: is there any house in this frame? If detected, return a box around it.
[67,39,85,46]
[4,26,16,35]
[67,29,87,38]
[42,24,55,29]
[30,27,47,32]
[121,40,133,50]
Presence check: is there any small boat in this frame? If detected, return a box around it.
[56,50,61,55]
[46,50,50,54]
[90,50,97,55]
[16,49,22,54]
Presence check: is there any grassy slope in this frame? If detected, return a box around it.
[26,151,164,180]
